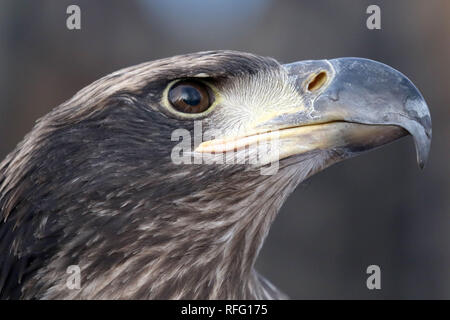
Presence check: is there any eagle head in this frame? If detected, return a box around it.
[0,51,431,299]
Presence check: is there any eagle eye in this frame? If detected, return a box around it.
[168,80,213,114]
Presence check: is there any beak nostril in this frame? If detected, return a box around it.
[307,71,328,92]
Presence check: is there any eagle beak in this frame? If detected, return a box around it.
[275,58,431,168]
[316,58,431,168]
[196,58,432,169]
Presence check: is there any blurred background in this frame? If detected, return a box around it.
[0,0,448,299]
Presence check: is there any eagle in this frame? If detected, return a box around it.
[0,51,431,299]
